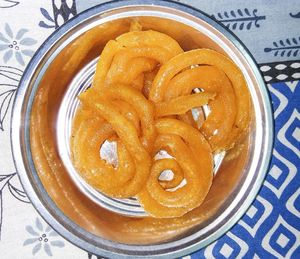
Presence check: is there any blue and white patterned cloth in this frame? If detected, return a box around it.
[0,0,299,258]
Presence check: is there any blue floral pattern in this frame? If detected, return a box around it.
[211,8,266,30]
[0,23,37,66]
[23,218,65,256]
[264,37,300,57]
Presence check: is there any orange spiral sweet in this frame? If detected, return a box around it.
[137,119,213,218]
[70,25,250,217]
[93,30,183,90]
[76,88,152,198]
[153,159,184,189]
[163,65,237,151]
[150,50,250,151]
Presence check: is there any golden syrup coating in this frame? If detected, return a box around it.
[137,119,213,218]
[165,66,237,151]
[150,49,250,150]
[70,27,250,218]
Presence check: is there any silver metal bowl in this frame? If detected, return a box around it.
[11,0,273,258]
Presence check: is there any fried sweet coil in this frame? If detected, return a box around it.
[132,74,145,91]
[72,117,135,190]
[70,30,250,218]
[113,100,141,135]
[150,49,250,150]
[116,30,183,54]
[105,48,162,85]
[93,30,184,89]
[137,119,213,218]
[143,68,159,98]
[155,92,215,118]
[155,159,184,189]
[164,66,237,151]
[76,85,153,198]
[98,84,156,152]
[92,40,125,88]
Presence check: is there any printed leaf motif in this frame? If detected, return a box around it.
[245,8,251,16]
[50,240,64,247]
[0,0,19,8]
[0,32,9,43]
[246,22,252,30]
[45,225,52,232]
[4,23,13,38]
[23,238,39,246]
[40,8,55,22]
[35,218,43,231]
[289,12,300,18]
[0,89,15,130]
[279,40,285,47]
[21,49,35,57]
[0,66,22,130]
[49,231,59,237]
[0,44,8,51]
[8,182,30,203]
[26,225,39,236]
[16,29,29,40]
[32,243,42,255]
[264,37,300,57]
[44,243,53,256]
[292,38,298,44]
[0,172,30,213]
[39,7,56,29]
[0,174,14,190]
[211,8,266,30]
[3,49,12,63]
[19,37,37,46]
[38,21,55,29]
[0,65,22,81]
[15,51,25,66]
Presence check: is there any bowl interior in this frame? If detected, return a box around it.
[17,4,270,256]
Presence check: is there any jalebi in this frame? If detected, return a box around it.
[70,24,250,217]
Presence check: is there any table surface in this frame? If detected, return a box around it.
[0,0,299,258]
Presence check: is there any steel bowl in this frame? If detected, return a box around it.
[11,0,273,258]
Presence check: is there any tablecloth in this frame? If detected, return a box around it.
[0,0,299,258]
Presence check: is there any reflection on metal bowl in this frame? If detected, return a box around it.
[11,0,273,258]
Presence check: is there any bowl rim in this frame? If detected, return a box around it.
[11,0,274,258]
